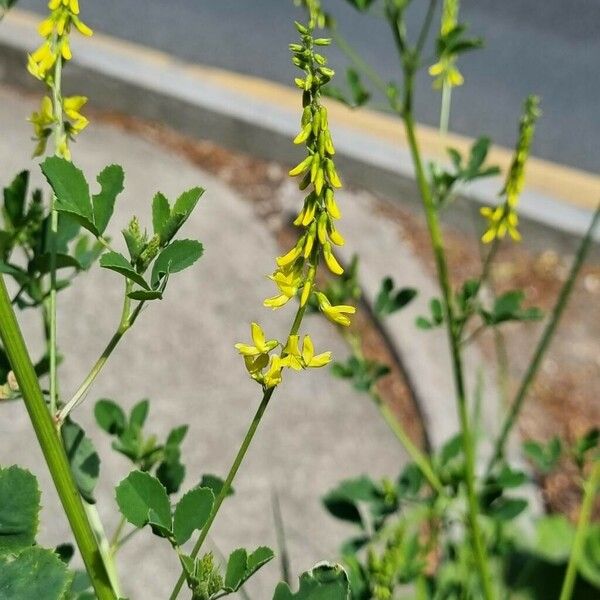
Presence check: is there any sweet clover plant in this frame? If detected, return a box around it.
[0,0,598,599]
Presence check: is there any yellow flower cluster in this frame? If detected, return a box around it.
[235,2,355,390]
[429,0,463,90]
[235,324,331,389]
[481,96,540,243]
[27,0,92,159]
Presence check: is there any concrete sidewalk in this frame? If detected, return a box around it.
[0,86,408,598]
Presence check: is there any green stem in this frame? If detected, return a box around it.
[487,204,600,474]
[168,387,275,600]
[0,275,117,600]
[371,389,444,493]
[400,59,494,598]
[109,515,128,553]
[169,299,310,600]
[48,51,64,417]
[559,460,600,600]
[84,502,122,597]
[439,81,452,135]
[56,282,141,425]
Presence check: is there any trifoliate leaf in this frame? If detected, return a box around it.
[224,546,275,592]
[100,251,150,290]
[173,487,214,545]
[3,170,28,228]
[115,470,171,530]
[40,157,95,234]
[94,399,127,436]
[199,474,234,498]
[0,466,40,554]
[92,165,124,235]
[273,562,350,599]
[0,547,72,600]
[151,239,203,287]
[159,187,204,245]
[129,399,149,431]
[61,421,100,504]
[152,192,171,237]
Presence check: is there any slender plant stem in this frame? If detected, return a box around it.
[48,51,64,417]
[486,204,600,474]
[372,390,444,493]
[169,299,311,599]
[169,387,275,600]
[416,0,438,57]
[109,515,128,552]
[439,81,452,136]
[559,460,600,600]
[400,58,494,598]
[56,282,142,425]
[84,502,122,597]
[0,275,117,600]
[272,491,292,586]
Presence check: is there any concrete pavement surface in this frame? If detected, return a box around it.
[19,0,600,173]
[0,86,408,598]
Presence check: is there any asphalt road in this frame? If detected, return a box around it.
[20,0,600,173]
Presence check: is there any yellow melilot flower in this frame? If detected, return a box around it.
[235,323,279,357]
[480,96,540,243]
[315,292,356,327]
[283,335,332,370]
[27,42,57,80]
[429,57,464,90]
[263,355,284,389]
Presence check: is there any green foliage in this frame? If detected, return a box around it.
[415,297,444,329]
[61,420,100,504]
[323,68,370,108]
[480,290,543,326]
[273,562,351,599]
[342,0,377,12]
[331,355,390,392]
[173,487,214,545]
[223,546,275,593]
[0,465,40,553]
[0,466,73,599]
[430,137,500,207]
[523,437,562,474]
[374,277,416,317]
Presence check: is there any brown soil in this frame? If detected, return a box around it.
[95,109,599,519]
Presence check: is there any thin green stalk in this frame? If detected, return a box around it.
[487,204,600,474]
[372,390,444,494]
[439,81,452,135]
[400,61,494,599]
[168,386,275,600]
[0,275,117,600]
[272,491,291,586]
[559,460,600,600]
[169,300,310,600]
[109,515,128,553]
[48,50,64,417]
[84,502,122,597]
[56,282,142,425]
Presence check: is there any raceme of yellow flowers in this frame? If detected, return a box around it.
[480,95,540,243]
[236,2,355,390]
[27,0,92,159]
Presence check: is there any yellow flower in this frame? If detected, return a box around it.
[429,57,464,90]
[29,96,55,137]
[323,242,343,275]
[264,266,303,309]
[63,95,89,132]
[325,188,341,219]
[316,292,355,327]
[263,355,284,388]
[234,322,278,357]
[283,335,332,370]
[27,42,57,80]
[480,205,520,243]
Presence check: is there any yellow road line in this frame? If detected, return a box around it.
[8,9,598,211]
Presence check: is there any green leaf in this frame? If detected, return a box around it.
[152,192,171,237]
[92,165,124,235]
[30,253,82,275]
[224,546,275,592]
[580,523,600,587]
[343,0,377,12]
[100,251,150,290]
[94,399,126,436]
[534,515,575,563]
[115,470,171,530]
[323,476,380,527]
[172,487,214,545]
[273,562,350,599]
[523,437,562,474]
[0,466,40,554]
[0,547,71,600]
[3,170,28,228]
[40,157,95,234]
[150,239,203,287]
[156,459,186,495]
[199,474,234,498]
[486,497,528,521]
[127,289,163,301]
[159,187,204,245]
[61,421,100,504]
[130,399,149,431]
